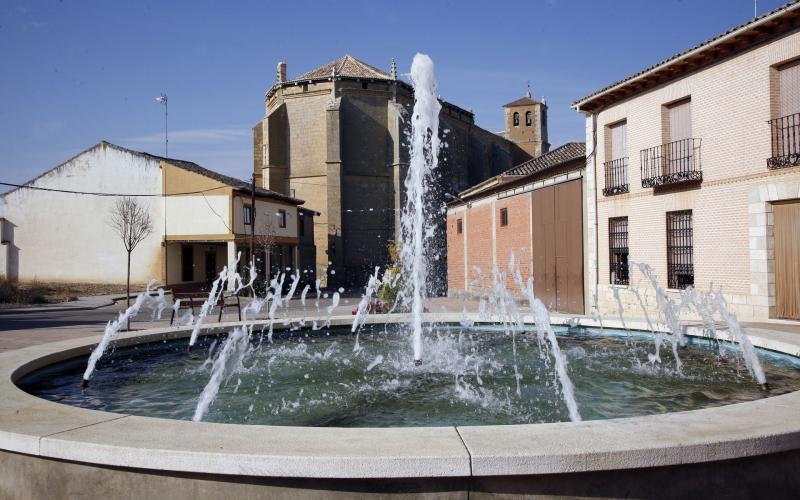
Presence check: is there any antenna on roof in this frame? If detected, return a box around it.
[754,0,757,18]
[390,58,397,80]
[155,93,168,157]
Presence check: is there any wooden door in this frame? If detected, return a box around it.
[555,180,584,314]
[775,201,800,320]
[531,179,584,314]
[532,186,556,309]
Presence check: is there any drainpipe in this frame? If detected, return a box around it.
[591,110,599,289]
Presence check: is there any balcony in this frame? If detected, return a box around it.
[602,157,629,196]
[767,112,800,170]
[640,138,702,189]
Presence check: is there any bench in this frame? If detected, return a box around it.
[169,285,242,326]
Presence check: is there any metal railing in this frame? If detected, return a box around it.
[768,112,800,169]
[602,157,629,196]
[640,138,702,188]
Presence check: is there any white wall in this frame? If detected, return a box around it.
[0,144,164,284]
[166,195,231,236]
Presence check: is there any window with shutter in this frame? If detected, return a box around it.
[668,99,692,142]
[779,60,800,117]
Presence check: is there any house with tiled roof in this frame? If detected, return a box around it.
[0,141,317,287]
[446,141,587,314]
[253,54,540,289]
[574,0,800,322]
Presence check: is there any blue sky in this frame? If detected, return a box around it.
[0,0,787,186]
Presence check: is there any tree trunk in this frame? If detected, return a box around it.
[126,251,131,331]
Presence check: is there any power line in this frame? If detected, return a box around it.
[0,181,230,198]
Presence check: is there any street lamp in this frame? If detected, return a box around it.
[155,93,168,157]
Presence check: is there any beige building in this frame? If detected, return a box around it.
[252,55,537,288]
[573,2,800,321]
[0,142,316,288]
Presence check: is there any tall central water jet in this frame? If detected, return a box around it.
[400,54,441,363]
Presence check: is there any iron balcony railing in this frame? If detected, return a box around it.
[768,112,800,170]
[602,157,629,196]
[640,138,702,188]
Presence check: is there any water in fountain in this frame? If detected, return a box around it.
[709,289,767,388]
[82,280,176,385]
[69,54,781,427]
[399,53,441,363]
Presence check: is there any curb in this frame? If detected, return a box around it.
[0,291,165,316]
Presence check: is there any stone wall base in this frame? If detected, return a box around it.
[2,448,799,499]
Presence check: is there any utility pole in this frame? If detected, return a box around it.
[250,173,256,293]
[156,93,168,157]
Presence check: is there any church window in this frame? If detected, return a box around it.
[513,112,519,127]
[525,111,532,127]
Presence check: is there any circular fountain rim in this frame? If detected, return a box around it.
[2,313,800,479]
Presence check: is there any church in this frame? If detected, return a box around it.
[252,55,548,288]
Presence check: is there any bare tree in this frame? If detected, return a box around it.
[109,197,154,328]
[254,221,277,280]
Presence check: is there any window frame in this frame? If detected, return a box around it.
[277,209,287,229]
[499,207,509,227]
[608,217,629,286]
[525,111,532,127]
[513,112,520,127]
[243,204,253,226]
[456,218,463,234]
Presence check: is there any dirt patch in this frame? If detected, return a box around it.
[0,279,143,308]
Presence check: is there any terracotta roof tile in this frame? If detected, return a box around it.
[294,55,391,81]
[503,142,585,176]
[573,1,800,109]
[502,96,539,108]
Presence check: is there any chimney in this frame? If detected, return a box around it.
[277,62,287,83]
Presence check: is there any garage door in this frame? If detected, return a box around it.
[531,179,584,314]
[775,200,800,320]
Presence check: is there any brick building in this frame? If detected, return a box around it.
[252,55,537,288]
[446,143,586,314]
[573,1,800,321]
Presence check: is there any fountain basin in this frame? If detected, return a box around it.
[2,314,800,498]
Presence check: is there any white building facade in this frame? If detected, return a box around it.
[0,142,315,288]
[574,3,800,321]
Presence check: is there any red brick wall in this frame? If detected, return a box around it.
[446,212,465,292]
[494,193,533,292]
[465,204,494,289]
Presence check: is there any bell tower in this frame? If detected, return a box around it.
[503,86,549,162]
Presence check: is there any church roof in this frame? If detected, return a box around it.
[294,55,391,81]
[502,96,539,108]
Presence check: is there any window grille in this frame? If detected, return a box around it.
[609,217,629,285]
[666,210,694,289]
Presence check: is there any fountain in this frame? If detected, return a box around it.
[4,54,800,497]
